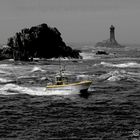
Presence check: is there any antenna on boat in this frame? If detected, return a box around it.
[59,57,66,76]
[59,57,63,78]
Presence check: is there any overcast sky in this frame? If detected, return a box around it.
[0,0,140,44]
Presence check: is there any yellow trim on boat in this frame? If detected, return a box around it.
[46,80,92,88]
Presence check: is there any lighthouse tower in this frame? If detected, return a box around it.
[110,25,116,43]
[95,25,124,47]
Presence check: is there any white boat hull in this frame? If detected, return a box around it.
[46,81,92,95]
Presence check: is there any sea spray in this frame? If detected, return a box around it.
[101,62,140,68]
[0,83,86,96]
[31,66,46,73]
[0,78,16,84]
[0,84,46,96]
[79,52,95,60]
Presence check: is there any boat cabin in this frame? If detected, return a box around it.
[55,75,68,85]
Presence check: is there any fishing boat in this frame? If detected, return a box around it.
[46,62,92,95]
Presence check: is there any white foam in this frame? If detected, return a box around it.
[79,52,95,60]
[31,66,46,73]
[0,84,47,96]
[0,70,10,74]
[50,57,69,60]
[0,82,93,96]
[76,74,91,80]
[101,62,140,68]
[17,76,37,79]
[98,70,140,82]
[107,75,127,82]
[0,64,10,68]
[40,77,47,81]
[0,78,15,84]
[0,84,78,96]
[100,62,113,67]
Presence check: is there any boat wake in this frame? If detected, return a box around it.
[0,83,91,96]
[0,84,48,96]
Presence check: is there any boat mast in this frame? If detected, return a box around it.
[59,57,62,78]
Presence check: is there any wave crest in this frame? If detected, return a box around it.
[98,70,140,82]
[101,62,140,68]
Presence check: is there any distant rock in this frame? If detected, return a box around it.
[0,45,12,60]
[96,50,109,55]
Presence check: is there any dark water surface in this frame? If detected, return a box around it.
[0,49,140,139]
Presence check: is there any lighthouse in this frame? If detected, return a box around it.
[110,25,116,42]
[95,25,124,48]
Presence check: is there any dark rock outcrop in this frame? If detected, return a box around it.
[5,23,81,61]
[96,50,109,55]
[0,45,12,60]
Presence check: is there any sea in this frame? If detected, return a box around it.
[0,44,140,140]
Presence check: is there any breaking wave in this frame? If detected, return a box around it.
[31,66,46,73]
[98,70,140,82]
[0,70,10,74]
[0,64,10,68]
[0,78,15,84]
[101,62,140,68]
[76,74,93,81]
[79,52,95,60]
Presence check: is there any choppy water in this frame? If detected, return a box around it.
[0,47,140,139]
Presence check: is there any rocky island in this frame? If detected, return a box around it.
[0,23,81,61]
